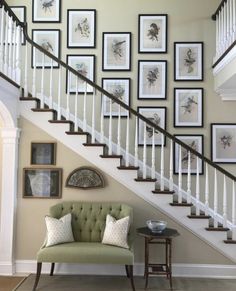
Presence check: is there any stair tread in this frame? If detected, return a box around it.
[65,131,90,135]
[152,189,175,194]
[49,120,73,124]
[135,178,157,182]
[32,108,56,112]
[83,143,106,147]
[188,215,211,219]
[207,228,230,231]
[117,166,139,170]
[20,97,39,101]
[170,202,193,207]
[224,240,236,244]
[100,155,123,159]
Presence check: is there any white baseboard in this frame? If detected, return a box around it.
[7,260,236,279]
[0,261,15,275]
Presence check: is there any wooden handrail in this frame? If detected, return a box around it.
[1,0,236,181]
[212,0,227,20]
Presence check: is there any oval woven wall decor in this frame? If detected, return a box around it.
[66,167,105,190]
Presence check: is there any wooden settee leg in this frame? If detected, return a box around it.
[32,262,42,291]
[50,263,55,276]
[128,265,135,291]
[125,264,130,278]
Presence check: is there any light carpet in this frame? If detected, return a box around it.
[14,274,236,291]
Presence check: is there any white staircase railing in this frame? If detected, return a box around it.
[1,0,236,243]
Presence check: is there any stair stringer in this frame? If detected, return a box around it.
[20,100,236,263]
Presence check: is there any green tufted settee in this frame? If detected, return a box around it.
[33,201,135,291]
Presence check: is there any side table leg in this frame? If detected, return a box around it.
[169,239,173,290]
[145,237,149,289]
[166,239,169,279]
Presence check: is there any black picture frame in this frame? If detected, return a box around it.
[32,0,61,23]
[174,42,204,81]
[174,134,204,175]
[31,142,56,165]
[211,123,236,164]
[174,88,203,127]
[10,6,26,45]
[23,168,62,198]
[102,32,131,71]
[102,78,131,118]
[31,29,61,69]
[67,9,96,48]
[138,14,168,53]
[138,60,167,100]
[66,54,95,94]
[137,106,167,146]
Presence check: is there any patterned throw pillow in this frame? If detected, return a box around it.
[45,213,74,247]
[102,214,130,249]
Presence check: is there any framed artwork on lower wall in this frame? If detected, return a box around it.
[211,123,236,163]
[31,142,56,165]
[23,168,62,198]
[174,135,204,175]
[138,106,167,146]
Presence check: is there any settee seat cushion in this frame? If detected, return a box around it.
[37,242,134,264]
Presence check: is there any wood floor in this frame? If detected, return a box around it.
[0,276,25,291]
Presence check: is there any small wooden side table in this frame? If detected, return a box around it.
[137,227,179,290]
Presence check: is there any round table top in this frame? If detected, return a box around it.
[137,227,180,239]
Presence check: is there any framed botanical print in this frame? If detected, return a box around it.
[138,107,167,146]
[174,42,203,81]
[32,29,61,68]
[67,9,96,48]
[138,14,168,53]
[102,32,131,71]
[174,135,204,175]
[32,0,61,23]
[102,78,130,118]
[10,6,26,44]
[138,60,167,99]
[31,142,56,165]
[211,124,236,163]
[23,168,62,198]
[174,88,203,127]
[66,54,95,94]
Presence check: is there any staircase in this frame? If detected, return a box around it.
[1,0,236,263]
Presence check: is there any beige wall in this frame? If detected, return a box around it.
[16,117,233,264]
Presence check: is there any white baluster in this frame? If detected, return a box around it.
[32,47,36,97]
[187,151,191,204]
[178,145,182,204]
[213,169,218,228]
[232,180,236,240]
[8,16,13,77]
[40,52,45,107]
[57,66,61,119]
[151,128,155,179]
[0,7,4,71]
[24,42,28,97]
[15,25,21,85]
[224,2,227,50]
[91,90,96,143]
[169,139,173,191]
[108,98,112,155]
[4,11,8,75]
[100,94,104,143]
[205,163,209,215]
[49,59,53,108]
[143,121,147,179]
[226,0,230,45]
[230,0,234,43]
[195,157,200,215]
[233,0,236,38]
[223,175,227,228]
[160,134,164,191]
[66,70,70,120]
[12,21,16,81]
[216,14,219,57]
[117,105,121,155]
[74,77,78,130]
[83,83,87,132]
[125,115,130,167]
[220,9,224,55]
[134,116,138,167]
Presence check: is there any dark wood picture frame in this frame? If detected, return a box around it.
[138,106,167,147]
[10,6,26,45]
[174,88,203,128]
[138,14,168,53]
[102,32,131,71]
[138,60,167,100]
[31,29,61,68]
[102,78,131,118]
[67,9,96,48]
[211,123,236,164]
[174,134,204,175]
[31,142,56,165]
[32,0,61,23]
[23,168,62,198]
[174,42,203,81]
[66,54,95,94]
